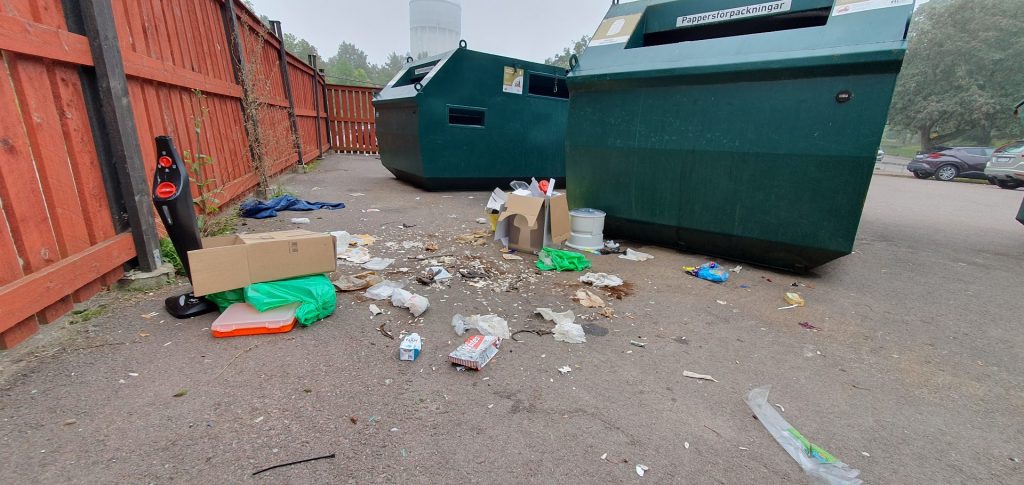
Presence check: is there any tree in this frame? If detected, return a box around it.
[283,33,318,62]
[888,0,1024,150]
[545,35,591,69]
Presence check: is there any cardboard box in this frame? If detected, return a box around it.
[187,230,337,296]
[447,335,502,370]
[494,193,570,254]
[400,333,422,361]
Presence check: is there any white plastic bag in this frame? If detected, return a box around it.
[405,295,429,317]
[745,386,862,485]
[450,314,510,339]
[391,288,413,307]
[619,248,654,262]
[579,272,624,288]
[365,280,406,300]
[536,308,585,344]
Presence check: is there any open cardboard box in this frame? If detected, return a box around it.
[187,230,337,296]
[494,192,570,254]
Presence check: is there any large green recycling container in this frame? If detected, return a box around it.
[374,44,569,190]
[566,0,914,271]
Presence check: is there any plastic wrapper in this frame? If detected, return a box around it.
[244,274,336,326]
[451,314,510,339]
[745,386,862,485]
[391,288,429,317]
[362,257,395,271]
[619,248,654,261]
[579,272,623,288]
[365,280,406,300]
[448,335,502,370]
[536,308,585,344]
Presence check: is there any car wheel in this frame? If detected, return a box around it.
[935,164,959,181]
[913,171,931,179]
[996,180,1021,190]
[987,177,998,185]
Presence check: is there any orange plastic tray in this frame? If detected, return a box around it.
[211,302,298,338]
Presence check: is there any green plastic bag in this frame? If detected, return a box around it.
[244,274,336,326]
[536,247,592,272]
[206,288,245,312]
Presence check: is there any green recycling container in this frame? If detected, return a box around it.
[1016,196,1024,226]
[374,44,569,190]
[566,0,914,271]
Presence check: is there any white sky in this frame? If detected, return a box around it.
[248,0,611,65]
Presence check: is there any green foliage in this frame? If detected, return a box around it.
[284,33,319,61]
[546,35,591,69]
[888,0,1024,150]
[270,184,294,198]
[68,304,109,325]
[160,238,184,275]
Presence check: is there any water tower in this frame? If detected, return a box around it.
[409,0,462,59]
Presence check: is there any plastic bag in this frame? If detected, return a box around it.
[390,288,429,317]
[451,314,510,339]
[244,274,336,326]
[206,288,245,312]
[745,386,862,485]
[365,280,406,300]
[579,272,623,288]
[536,247,592,272]
[536,308,585,344]
[685,262,730,283]
[619,249,654,262]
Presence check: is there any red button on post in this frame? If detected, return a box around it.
[155,182,177,199]
[158,156,173,168]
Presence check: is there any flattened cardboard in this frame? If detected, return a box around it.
[188,230,336,296]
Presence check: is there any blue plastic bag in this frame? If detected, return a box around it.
[686,262,730,283]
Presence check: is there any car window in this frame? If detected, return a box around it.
[984,148,994,156]
[964,148,990,156]
[1001,142,1024,154]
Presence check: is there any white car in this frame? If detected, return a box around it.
[984,140,1024,190]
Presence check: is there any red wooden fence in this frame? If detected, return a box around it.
[326,84,380,154]
[0,0,332,349]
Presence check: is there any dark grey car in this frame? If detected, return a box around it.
[906,146,995,181]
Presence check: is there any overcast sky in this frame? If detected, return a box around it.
[248,0,610,65]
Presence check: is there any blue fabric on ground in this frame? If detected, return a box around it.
[239,195,345,219]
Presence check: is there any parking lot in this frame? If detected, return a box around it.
[1,155,1021,483]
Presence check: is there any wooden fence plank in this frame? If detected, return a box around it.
[0,233,135,334]
[0,13,93,65]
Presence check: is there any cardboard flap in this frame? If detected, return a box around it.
[548,195,571,244]
[187,246,251,296]
[239,230,318,243]
[201,235,242,249]
[498,194,545,229]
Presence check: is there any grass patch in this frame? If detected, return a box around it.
[68,304,109,325]
[199,208,240,238]
[160,238,184,275]
[301,158,322,173]
[270,184,295,198]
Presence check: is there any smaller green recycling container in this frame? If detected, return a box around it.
[1016,196,1024,226]
[374,43,569,190]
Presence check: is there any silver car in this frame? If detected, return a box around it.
[985,140,1024,190]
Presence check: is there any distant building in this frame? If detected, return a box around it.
[410,0,462,59]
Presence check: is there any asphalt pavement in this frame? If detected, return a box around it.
[0,155,1021,484]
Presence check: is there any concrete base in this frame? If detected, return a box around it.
[117,263,176,291]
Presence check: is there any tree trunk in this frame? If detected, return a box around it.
[919,126,932,152]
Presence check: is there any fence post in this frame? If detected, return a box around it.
[269,20,304,166]
[221,0,268,197]
[320,70,333,153]
[308,55,323,158]
[78,0,162,272]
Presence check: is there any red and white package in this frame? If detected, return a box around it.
[447,335,502,370]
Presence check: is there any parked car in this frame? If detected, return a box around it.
[984,140,1024,190]
[876,149,885,162]
[906,146,994,181]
